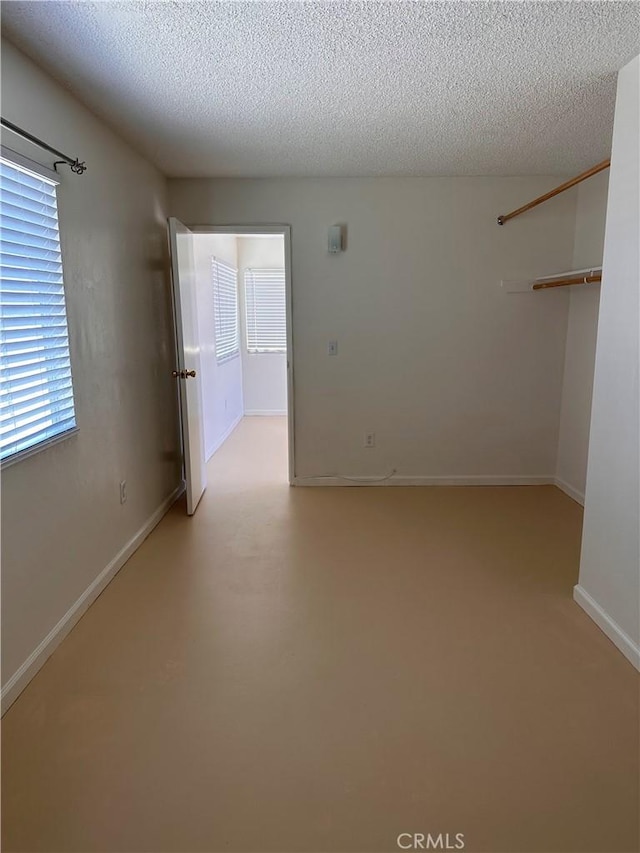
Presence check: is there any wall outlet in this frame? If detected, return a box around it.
[364,431,376,448]
[328,340,338,356]
[119,480,127,504]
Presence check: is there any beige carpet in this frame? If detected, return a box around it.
[2,417,638,853]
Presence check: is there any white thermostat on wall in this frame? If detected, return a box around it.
[328,225,343,254]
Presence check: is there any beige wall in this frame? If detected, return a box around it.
[556,170,609,501]
[1,41,181,695]
[237,236,287,415]
[577,55,640,666]
[169,176,577,481]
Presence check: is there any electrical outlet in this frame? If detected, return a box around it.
[119,480,127,504]
[364,431,376,448]
[328,340,338,356]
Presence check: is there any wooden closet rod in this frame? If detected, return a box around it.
[497,159,610,225]
[533,272,602,291]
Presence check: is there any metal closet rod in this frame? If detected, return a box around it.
[497,159,610,225]
[1,117,87,174]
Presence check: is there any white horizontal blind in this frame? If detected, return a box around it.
[0,157,76,462]
[211,256,239,362]
[245,268,287,353]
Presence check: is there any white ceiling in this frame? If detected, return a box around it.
[2,1,639,178]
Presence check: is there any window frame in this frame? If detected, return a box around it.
[0,148,78,469]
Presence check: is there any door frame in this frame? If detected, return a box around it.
[189,224,296,484]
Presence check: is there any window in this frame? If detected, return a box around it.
[0,156,77,464]
[244,268,287,353]
[211,257,239,362]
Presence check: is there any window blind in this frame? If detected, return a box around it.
[0,157,76,462]
[244,268,287,353]
[211,257,239,362]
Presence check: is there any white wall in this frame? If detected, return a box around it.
[237,236,287,415]
[1,40,181,703]
[556,170,609,502]
[169,176,577,481]
[575,55,640,668]
[192,234,244,459]
[571,169,610,269]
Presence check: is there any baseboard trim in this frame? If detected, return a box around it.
[293,474,555,487]
[1,481,185,715]
[574,585,640,670]
[206,413,243,461]
[554,477,585,506]
[244,410,287,416]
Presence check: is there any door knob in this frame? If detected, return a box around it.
[172,369,196,379]
[185,370,196,378]
[171,370,182,378]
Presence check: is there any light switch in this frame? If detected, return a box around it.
[328,340,338,356]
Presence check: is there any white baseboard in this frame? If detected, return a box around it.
[574,585,640,671]
[1,481,185,715]
[294,474,555,487]
[554,477,585,506]
[294,475,586,502]
[244,409,287,416]
[206,413,243,460]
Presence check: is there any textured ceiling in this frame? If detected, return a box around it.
[2,1,639,177]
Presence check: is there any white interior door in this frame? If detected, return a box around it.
[168,218,207,515]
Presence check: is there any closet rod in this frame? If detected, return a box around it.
[497,159,610,225]
[532,272,602,291]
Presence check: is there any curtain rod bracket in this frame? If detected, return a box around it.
[1,117,87,176]
[54,159,87,175]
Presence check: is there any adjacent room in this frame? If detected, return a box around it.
[188,229,289,470]
[1,3,638,853]
[168,219,293,510]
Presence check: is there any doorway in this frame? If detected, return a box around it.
[169,221,294,513]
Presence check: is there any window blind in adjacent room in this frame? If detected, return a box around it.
[211,256,239,362]
[244,268,286,353]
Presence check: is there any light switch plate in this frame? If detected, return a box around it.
[328,225,342,253]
